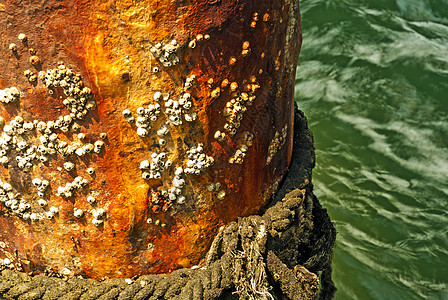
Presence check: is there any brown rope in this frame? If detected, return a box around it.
[0,108,337,300]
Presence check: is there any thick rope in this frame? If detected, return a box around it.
[0,108,337,300]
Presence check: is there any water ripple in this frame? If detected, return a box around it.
[297,0,448,298]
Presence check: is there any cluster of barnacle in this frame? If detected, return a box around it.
[249,11,271,28]
[0,257,14,270]
[251,12,259,28]
[72,196,104,225]
[146,190,170,215]
[140,143,215,215]
[160,167,187,207]
[219,77,260,137]
[40,63,96,120]
[187,33,210,49]
[90,207,106,226]
[229,132,254,164]
[0,64,100,170]
[0,116,34,167]
[135,103,162,137]
[0,181,24,214]
[59,139,104,158]
[56,176,88,198]
[150,40,180,67]
[184,75,196,90]
[24,69,37,83]
[26,205,59,221]
[164,92,197,125]
[241,41,251,57]
[123,99,162,137]
[0,43,108,228]
[139,152,171,180]
[0,87,20,104]
[81,196,107,227]
[51,115,75,133]
[206,182,226,200]
[156,124,170,139]
[0,180,59,221]
[31,178,50,197]
[0,112,104,172]
[266,125,288,165]
[184,143,214,175]
[145,167,187,217]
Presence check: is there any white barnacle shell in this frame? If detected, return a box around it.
[0,156,9,165]
[63,162,75,171]
[164,160,172,168]
[38,199,47,207]
[75,147,86,157]
[74,208,84,218]
[139,160,150,169]
[217,190,226,200]
[172,177,185,188]
[153,92,163,101]
[57,186,65,196]
[30,213,39,221]
[94,140,104,150]
[157,125,169,137]
[92,208,105,219]
[3,125,14,136]
[178,97,186,106]
[184,113,196,122]
[41,180,50,190]
[23,122,34,131]
[165,99,173,107]
[2,183,12,192]
[188,39,196,49]
[92,218,103,227]
[32,178,42,187]
[141,172,151,180]
[207,183,216,192]
[61,268,71,276]
[87,196,95,204]
[136,107,145,115]
[18,202,27,212]
[22,212,30,220]
[136,127,148,137]
[174,167,183,176]
[177,196,186,204]
[183,101,192,110]
[83,143,94,153]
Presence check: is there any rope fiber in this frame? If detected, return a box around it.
[0,107,336,300]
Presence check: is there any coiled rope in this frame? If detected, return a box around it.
[0,108,336,300]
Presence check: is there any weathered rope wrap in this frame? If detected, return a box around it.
[0,108,336,300]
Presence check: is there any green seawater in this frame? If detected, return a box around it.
[295,0,448,299]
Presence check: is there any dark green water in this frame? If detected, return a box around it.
[295,0,448,299]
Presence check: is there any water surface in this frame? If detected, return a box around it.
[295,1,448,299]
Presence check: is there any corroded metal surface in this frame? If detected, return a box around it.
[0,0,302,279]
